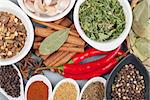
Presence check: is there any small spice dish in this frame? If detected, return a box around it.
[18,0,76,22]
[74,0,132,51]
[25,75,53,100]
[79,77,106,100]
[0,64,24,100]
[106,54,150,100]
[0,1,34,65]
[52,78,80,100]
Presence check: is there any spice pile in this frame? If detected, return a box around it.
[111,64,145,99]
[81,82,104,100]
[0,12,27,58]
[0,65,20,97]
[54,82,77,100]
[27,81,48,100]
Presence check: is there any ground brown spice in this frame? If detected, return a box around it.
[27,81,48,100]
[54,82,77,100]
[81,82,104,100]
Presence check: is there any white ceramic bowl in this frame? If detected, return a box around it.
[18,0,76,22]
[52,78,80,100]
[25,75,53,100]
[79,77,106,100]
[74,0,132,51]
[0,64,24,100]
[0,1,34,65]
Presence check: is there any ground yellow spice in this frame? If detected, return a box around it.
[54,82,77,100]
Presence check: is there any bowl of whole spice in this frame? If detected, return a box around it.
[0,64,24,100]
[25,75,52,100]
[79,77,106,100]
[74,0,132,51]
[106,54,150,100]
[0,1,34,65]
[52,78,80,100]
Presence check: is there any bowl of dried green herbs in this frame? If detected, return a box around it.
[74,0,132,51]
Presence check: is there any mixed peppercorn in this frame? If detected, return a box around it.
[111,64,145,100]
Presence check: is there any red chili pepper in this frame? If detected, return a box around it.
[55,45,121,75]
[72,48,110,64]
[63,58,118,80]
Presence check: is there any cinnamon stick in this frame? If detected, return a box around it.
[48,52,69,66]
[40,55,50,60]
[70,24,76,30]
[34,36,43,42]
[54,17,65,24]
[35,26,55,37]
[60,17,72,27]
[63,43,78,47]
[54,52,76,66]
[33,42,40,49]
[32,19,79,37]
[66,35,85,46]
[43,51,64,66]
[59,46,84,53]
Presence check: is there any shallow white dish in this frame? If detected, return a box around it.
[18,0,76,22]
[74,0,132,51]
[0,64,24,100]
[25,75,53,100]
[52,78,80,100]
[79,77,106,100]
[0,0,34,65]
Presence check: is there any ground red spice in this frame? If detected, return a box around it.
[27,81,48,100]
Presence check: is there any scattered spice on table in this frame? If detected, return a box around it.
[0,12,27,58]
[111,64,145,100]
[81,81,104,100]
[27,81,48,100]
[54,82,77,100]
[0,65,20,97]
[79,0,125,41]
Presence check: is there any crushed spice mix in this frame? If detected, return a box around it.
[0,12,27,58]
[54,82,77,100]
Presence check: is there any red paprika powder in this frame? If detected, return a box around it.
[27,81,48,100]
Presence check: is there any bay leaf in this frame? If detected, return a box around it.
[39,28,69,55]
[132,0,150,40]
[135,38,150,58]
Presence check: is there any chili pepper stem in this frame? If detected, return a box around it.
[53,66,64,71]
[117,51,128,61]
[35,66,64,73]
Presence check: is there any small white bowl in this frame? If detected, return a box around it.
[0,64,24,100]
[18,0,76,22]
[0,1,34,65]
[52,78,80,100]
[79,77,106,100]
[74,0,132,51]
[25,75,53,100]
